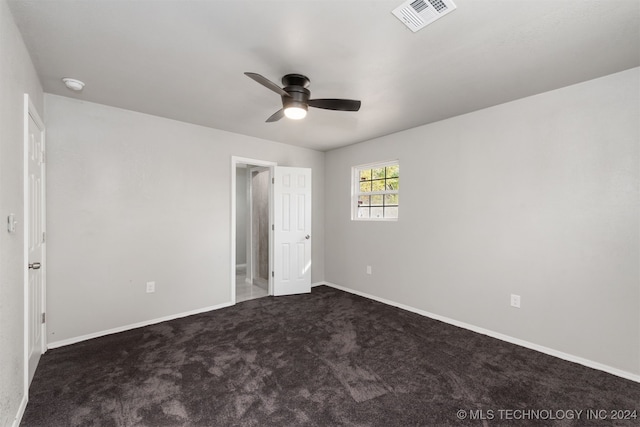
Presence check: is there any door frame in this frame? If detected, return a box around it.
[23,94,46,391]
[230,157,276,304]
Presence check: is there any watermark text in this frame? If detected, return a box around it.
[456,409,638,421]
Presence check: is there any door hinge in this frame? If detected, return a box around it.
[272,177,274,184]
[272,271,274,278]
[41,313,45,324]
[42,231,46,243]
[40,151,45,164]
[272,224,274,231]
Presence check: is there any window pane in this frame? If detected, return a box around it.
[385,194,398,205]
[384,207,399,218]
[357,207,370,218]
[353,161,399,221]
[359,181,371,193]
[371,207,384,218]
[386,165,399,178]
[372,167,385,179]
[372,179,385,191]
[386,178,399,190]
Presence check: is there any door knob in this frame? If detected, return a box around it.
[28,262,41,270]
[305,235,310,240]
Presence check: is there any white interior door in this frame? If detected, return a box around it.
[273,167,312,296]
[27,108,45,384]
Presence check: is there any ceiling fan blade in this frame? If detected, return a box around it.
[266,109,285,123]
[245,72,290,97]
[308,99,361,111]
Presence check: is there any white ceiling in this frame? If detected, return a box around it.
[8,0,640,151]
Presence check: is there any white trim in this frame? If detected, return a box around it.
[352,159,399,170]
[11,395,28,427]
[235,263,247,269]
[320,281,640,384]
[47,301,234,349]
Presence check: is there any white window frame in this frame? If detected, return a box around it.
[351,160,399,221]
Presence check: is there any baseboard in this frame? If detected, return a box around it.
[320,282,640,384]
[12,394,28,427]
[235,263,247,269]
[48,301,234,349]
[311,281,324,288]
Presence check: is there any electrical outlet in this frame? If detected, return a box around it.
[510,294,521,308]
[7,214,16,233]
[146,281,155,293]
[366,265,372,275]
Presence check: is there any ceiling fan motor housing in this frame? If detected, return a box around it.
[282,74,310,88]
[282,74,311,111]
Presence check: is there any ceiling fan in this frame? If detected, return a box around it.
[244,72,361,122]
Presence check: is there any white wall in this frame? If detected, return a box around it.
[45,94,324,344]
[324,68,639,377]
[0,1,44,424]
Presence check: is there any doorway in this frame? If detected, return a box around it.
[235,165,270,302]
[231,157,276,303]
[230,157,313,304]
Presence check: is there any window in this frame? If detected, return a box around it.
[352,161,399,220]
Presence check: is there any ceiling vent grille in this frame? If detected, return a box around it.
[392,0,457,32]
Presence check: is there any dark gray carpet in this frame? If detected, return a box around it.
[22,286,640,426]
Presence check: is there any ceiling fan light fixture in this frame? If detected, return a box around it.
[284,105,307,120]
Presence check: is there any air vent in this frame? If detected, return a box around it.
[392,0,457,32]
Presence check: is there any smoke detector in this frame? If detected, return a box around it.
[62,78,85,91]
[392,0,457,32]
